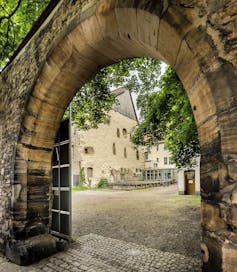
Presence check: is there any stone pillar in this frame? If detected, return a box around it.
[200,63,237,271]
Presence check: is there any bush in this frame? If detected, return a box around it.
[97,177,109,189]
[79,168,85,185]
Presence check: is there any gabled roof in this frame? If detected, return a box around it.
[112,87,138,122]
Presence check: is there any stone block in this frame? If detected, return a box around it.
[136,9,159,50]
[231,204,237,228]
[6,234,57,265]
[202,202,226,231]
[202,235,222,272]
[222,242,237,272]
[231,187,237,204]
[158,17,182,65]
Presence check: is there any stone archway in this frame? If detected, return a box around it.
[0,1,237,271]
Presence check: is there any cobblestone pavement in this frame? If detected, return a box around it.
[72,185,201,259]
[0,233,201,272]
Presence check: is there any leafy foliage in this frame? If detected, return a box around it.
[132,67,200,168]
[79,168,85,186]
[97,177,109,189]
[0,0,50,69]
[99,58,162,116]
[64,70,116,130]
[67,58,161,128]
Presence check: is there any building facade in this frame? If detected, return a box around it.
[71,88,144,187]
[143,141,177,184]
[143,141,200,194]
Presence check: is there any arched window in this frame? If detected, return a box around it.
[124,147,127,158]
[122,128,127,137]
[117,128,120,138]
[113,143,116,155]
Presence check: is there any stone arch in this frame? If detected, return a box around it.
[0,0,237,271]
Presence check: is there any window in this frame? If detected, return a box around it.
[136,150,139,160]
[122,128,127,137]
[156,158,159,162]
[113,143,116,155]
[164,170,171,180]
[157,145,159,151]
[154,163,158,167]
[87,167,93,178]
[145,152,149,161]
[164,157,168,165]
[124,147,127,158]
[147,170,151,180]
[84,146,94,154]
[117,128,120,138]
[154,170,158,180]
[150,170,154,180]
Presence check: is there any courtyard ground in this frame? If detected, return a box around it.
[0,185,202,271]
[72,184,201,259]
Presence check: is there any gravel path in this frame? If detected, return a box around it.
[72,185,201,259]
[0,185,201,271]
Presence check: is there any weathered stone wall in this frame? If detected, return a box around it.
[72,110,145,187]
[0,0,236,270]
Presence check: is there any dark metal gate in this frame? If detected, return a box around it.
[52,119,71,240]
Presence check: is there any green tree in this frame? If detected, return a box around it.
[131,67,200,168]
[0,0,50,69]
[64,70,116,130]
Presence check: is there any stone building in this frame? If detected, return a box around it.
[71,88,144,187]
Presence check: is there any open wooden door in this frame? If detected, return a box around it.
[185,170,196,195]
